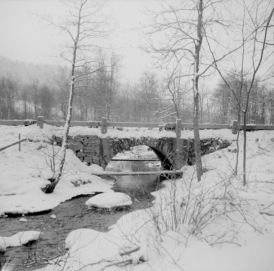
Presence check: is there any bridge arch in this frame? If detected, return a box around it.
[54,135,189,170]
[53,134,230,171]
[148,146,173,170]
[99,137,183,170]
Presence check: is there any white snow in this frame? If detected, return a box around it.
[1,124,274,271]
[60,125,236,141]
[85,192,132,209]
[0,124,112,215]
[0,231,42,252]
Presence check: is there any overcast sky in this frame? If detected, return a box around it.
[0,0,273,86]
[0,0,161,83]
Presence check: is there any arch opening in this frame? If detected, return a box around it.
[104,144,173,170]
[148,146,173,170]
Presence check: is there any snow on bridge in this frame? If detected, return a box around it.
[52,126,232,170]
[4,119,235,171]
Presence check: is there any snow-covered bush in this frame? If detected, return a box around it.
[146,166,262,246]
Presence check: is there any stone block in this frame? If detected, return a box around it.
[73,135,84,141]
[101,138,110,156]
[76,151,86,158]
[83,145,100,154]
[67,141,84,151]
[87,137,100,145]
[78,157,84,162]
[84,156,93,163]
[92,156,100,164]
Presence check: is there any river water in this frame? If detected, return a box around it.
[107,159,162,198]
[0,158,162,271]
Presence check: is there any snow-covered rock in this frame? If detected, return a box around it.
[85,192,132,209]
[0,231,42,251]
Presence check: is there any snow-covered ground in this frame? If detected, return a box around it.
[1,124,274,271]
[0,124,112,215]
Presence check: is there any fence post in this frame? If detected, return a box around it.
[101,117,108,134]
[174,118,182,169]
[231,120,238,134]
[37,116,44,129]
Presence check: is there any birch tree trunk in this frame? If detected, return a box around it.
[42,28,78,194]
[42,0,99,193]
[42,72,76,193]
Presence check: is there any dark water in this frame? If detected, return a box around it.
[0,160,162,271]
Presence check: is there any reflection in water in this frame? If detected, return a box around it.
[105,160,162,198]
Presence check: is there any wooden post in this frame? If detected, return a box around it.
[101,117,108,134]
[19,133,21,151]
[175,118,182,169]
[231,120,238,134]
[37,116,44,129]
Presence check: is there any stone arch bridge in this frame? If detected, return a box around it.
[53,134,230,170]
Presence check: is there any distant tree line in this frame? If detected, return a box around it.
[0,64,273,124]
[212,74,274,125]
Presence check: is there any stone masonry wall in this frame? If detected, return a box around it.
[53,135,231,169]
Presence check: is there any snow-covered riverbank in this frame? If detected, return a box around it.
[1,124,274,270]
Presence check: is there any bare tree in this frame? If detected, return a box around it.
[137,71,160,122]
[29,80,41,118]
[207,0,274,184]
[54,67,70,120]
[163,70,191,120]
[20,86,30,119]
[0,77,17,119]
[40,84,54,119]
[146,0,237,180]
[42,0,106,193]
[199,86,211,123]
[89,52,120,120]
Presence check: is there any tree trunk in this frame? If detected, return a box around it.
[234,108,241,175]
[193,89,203,181]
[42,34,78,193]
[243,111,247,186]
[42,74,76,193]
[193,0,203,182]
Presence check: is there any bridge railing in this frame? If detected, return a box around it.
[1,117,274,135]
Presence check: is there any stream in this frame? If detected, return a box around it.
[0,158,162,271]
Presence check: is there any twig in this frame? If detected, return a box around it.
[119,246,141,256]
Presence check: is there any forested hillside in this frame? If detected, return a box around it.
[0,56,273,124]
